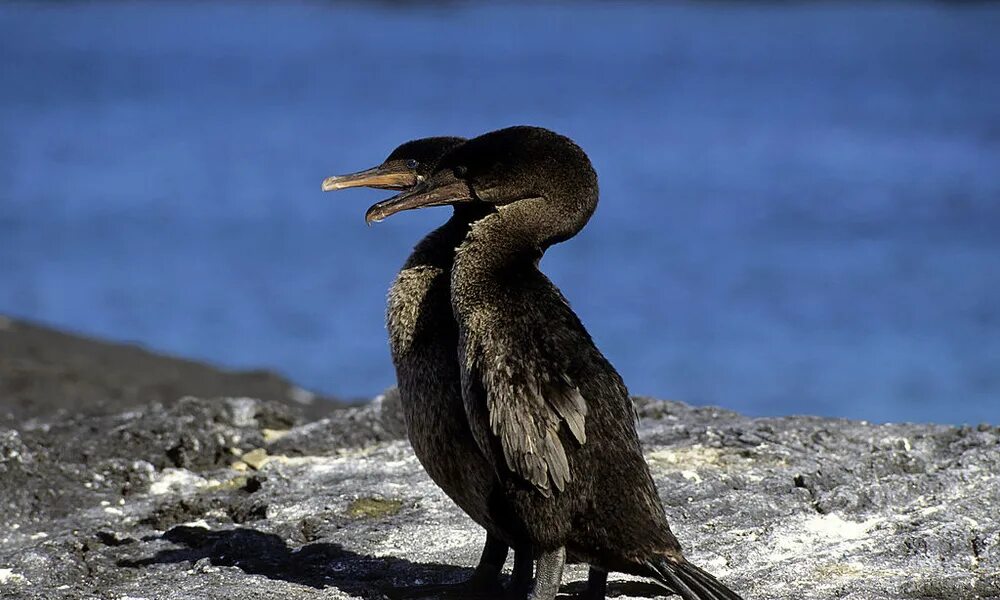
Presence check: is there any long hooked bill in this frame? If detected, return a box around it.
[321,165,416,192]
[365,177,474,224]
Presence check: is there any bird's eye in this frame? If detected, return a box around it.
[406,159,419,170]
[454,166,468,178]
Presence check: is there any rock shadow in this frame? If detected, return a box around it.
[119,525,670,599]
[119,525,477,599]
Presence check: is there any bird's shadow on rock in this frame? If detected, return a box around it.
[119,525,669,599]
[118,525,478,600]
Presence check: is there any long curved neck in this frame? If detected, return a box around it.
[454,193,594,279]
[453,207,543,283]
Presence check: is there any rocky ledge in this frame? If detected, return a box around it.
[1,391,997,600]
[0,320,998,599]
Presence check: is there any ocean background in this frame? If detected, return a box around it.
[1,1,998,424]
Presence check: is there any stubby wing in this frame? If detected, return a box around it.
[464,327,588,498]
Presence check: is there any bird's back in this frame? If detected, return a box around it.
[454,262,680,564]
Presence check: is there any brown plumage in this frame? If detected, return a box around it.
[366,126,746,600]
[323,138,534,596]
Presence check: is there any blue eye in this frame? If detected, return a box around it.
[406,159,419,169]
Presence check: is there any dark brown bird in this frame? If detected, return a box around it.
[326,138,618,598]
[323,138,535,597]
[364,126,745,600]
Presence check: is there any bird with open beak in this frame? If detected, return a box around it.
[321,137,539,598]
[354,126,746,600]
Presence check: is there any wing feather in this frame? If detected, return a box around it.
[465,339,587,496]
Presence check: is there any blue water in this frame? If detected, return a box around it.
[1,2,998,424]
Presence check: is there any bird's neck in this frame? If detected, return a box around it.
[452,199,573,298]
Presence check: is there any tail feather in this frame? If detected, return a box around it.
[681,562,745,600]
[646,557,745,600]
[648,563,699,600]
[673,566,720,599]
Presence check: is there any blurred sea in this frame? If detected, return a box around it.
[1,1,998,424]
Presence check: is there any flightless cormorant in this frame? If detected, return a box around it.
[363,126,745,600]
[324,138,535,597]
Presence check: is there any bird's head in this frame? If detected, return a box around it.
[365,126,598,247]
[321,136,466,192]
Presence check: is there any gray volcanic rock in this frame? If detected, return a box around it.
[267,388,408,457]
[1,394,998,600]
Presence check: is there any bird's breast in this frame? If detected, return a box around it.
[386,265,451,356]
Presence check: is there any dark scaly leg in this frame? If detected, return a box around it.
[579,567,607,600]
[528,547,565,600]
[465,534,510,588]
[392,533,508,598]
[507,544,534,599]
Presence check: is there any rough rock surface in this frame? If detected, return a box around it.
[1,389,998,600]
